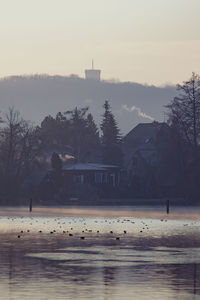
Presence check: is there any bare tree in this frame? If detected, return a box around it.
[0,107,36,201]
[167,73,200,154]
[167,74,200,201]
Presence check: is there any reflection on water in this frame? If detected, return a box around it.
[0,206,200,299]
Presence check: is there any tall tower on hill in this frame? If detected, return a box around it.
[85,60,101,81]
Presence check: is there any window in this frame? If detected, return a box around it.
[73,174,84,184]
[110,173,116,187]
[103,173,108,183]
[95,173,103,183]
[95,173,108,184]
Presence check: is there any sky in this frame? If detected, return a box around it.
[0,0,200,86]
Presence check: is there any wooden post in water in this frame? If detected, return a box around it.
[166,199,170,214]
[29,198,32,212]
[194,263,197,295]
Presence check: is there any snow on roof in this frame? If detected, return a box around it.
[63,163,119,171]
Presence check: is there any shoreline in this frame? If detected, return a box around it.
[0,205,200,220]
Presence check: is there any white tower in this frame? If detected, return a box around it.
[85,60,101,81]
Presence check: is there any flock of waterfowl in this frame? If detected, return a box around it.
[3,214,198,243]
[3,215,175,240]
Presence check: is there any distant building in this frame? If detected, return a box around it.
[85,60,101,81]
[62,163,120,187]
[39,162,121,202]
[122,122,180,196]
[123,122,169,172]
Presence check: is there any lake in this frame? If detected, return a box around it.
[0,205,200,300]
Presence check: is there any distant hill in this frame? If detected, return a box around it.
[0,74,177,134]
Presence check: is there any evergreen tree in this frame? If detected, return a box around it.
[65,107,100,162]
[51,152,62,172]
[86,113,99,146]
[101,100,123,166]
[101,100,120,146]
[37,113,70,149]
[40,115,57,144]
[65,107,89,161]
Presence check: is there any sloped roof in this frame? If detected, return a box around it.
[124,122,168,144]
[63,163,119,171]
[122,122,170,168]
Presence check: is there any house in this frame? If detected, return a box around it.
[122,122,179,196]
[62,163,120,187]
[123,122,169,170]
[40,162,121,202]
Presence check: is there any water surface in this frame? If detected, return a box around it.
[0,206,200,299]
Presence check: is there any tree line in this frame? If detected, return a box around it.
[0,73,200,203]
[0,100,122,203]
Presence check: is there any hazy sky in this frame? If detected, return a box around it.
[0,0,200,85]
